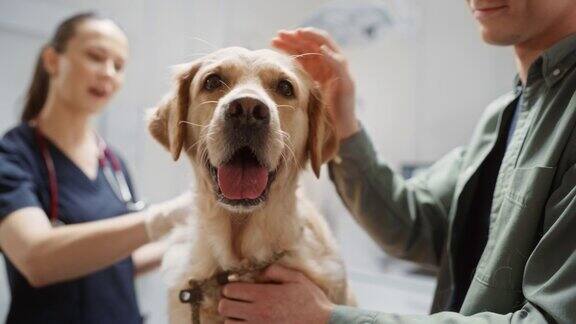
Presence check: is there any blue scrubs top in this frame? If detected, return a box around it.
[0,123,142,324]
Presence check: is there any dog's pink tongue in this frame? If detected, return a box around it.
[218,160,268,200]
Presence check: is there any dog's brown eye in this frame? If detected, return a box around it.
[204,74,223,91]
[277,80,294,98]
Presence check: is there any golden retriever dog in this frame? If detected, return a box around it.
[148,47,354,323]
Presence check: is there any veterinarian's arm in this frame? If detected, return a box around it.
[132,240,169,276]
[331,163,576,323]
[0,207,148,287]
[329,127,463,267]
[0,196,189,287]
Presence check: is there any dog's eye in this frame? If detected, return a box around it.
[204,74,223,91]
[277,80,294,98]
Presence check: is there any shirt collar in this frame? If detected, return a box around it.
[512,33,576,89]
[541,33,576,87]
[512,74,524,96]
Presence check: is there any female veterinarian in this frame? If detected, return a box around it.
[0,13,189,323]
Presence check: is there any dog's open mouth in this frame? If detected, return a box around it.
[208,147,276,207]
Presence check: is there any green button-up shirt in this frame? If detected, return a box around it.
[328,33,576,323]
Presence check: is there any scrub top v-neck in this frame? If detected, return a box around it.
[0,123,142,324]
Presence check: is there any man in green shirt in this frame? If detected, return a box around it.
[218,1,576,323]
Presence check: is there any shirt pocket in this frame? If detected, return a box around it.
[504,166,556,209]
[475,166,556,291]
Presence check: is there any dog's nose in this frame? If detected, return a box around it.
[226,97,270,125]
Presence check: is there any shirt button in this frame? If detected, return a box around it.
[333,155,343,164]
[553,68,561,76]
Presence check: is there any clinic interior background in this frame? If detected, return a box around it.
[0,0,516,322]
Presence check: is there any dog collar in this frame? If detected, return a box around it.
[179,250,288,324]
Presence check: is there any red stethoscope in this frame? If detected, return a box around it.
[33,126,145,224]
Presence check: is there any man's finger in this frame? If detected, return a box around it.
[223,282,270,302]
[277,32,320,54]
[320,45,346,72]
[271,38,302,56]
[261,264,304,283]
[218,298,251,320]
[224,319,244,324]
[296,28,340,52]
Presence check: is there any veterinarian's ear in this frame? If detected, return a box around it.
[307,85,339,178]
[42,46,59,76]
[148,62,200,161]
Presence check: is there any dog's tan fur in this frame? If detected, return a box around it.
[149,47,354,323]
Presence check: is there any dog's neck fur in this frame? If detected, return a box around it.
[193,165,303,269]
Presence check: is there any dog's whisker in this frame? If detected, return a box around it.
[179,120,209,128]
[278,149,290,171]
[196,141,210,165]
[185,139,203,153]
[274,128,289,137]
[179,52,211,60]
[218,79,232,91]
[281,133,301,169]
[191,101,219,110]
[274,130,294,151]
[290,52,325,60]
[198,100,219,106]
[277,104,296,111]
[276,133,299,169]
[286,146,299,169]
[187,36,219,50]
[188,136,212,156]
[204,128,217,139]
[198,146,206,159]
[276,129,295,148]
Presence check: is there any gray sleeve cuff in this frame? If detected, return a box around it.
[329,305,378,324]
[329,126,378,174]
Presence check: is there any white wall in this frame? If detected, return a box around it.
[0,0,517,322]
[414,1,516,162]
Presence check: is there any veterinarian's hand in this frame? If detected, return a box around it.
[219,264,334,324]
[272,27,359,139]
[144,190,193,241]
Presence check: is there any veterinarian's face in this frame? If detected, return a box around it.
[188,48,311,212]
[49,19,128,114]
[467,0,576,45]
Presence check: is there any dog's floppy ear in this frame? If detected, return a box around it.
[307,85,339,178]
[149,62,200,161]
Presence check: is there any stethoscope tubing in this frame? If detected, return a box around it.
[34,126,144,223]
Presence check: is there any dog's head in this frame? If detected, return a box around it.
[149,47,338,213]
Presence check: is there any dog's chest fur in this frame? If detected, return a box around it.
[162,189,349,324]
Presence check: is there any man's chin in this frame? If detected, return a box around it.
[479,28,524,46]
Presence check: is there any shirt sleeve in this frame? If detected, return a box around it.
[328,126,465,267]
[329,163,576,324]
[0,145,42,220]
